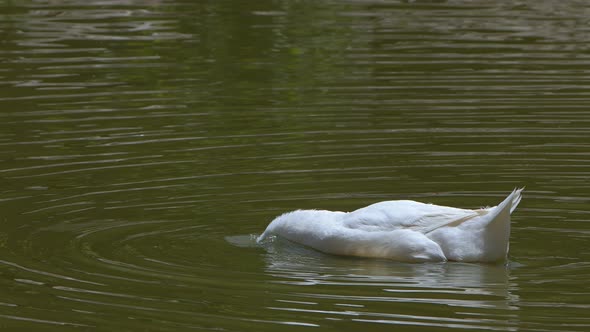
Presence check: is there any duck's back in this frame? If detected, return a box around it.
[343,200,480,234]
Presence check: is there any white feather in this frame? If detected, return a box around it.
[258,188,523,263]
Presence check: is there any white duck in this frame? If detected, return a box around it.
[258,188,523,263]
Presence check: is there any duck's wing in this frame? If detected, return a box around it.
[343,200,484,234]
[408,209,487,233]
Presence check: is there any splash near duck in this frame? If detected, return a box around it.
[258,189,523,263]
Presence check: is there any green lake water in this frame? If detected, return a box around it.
[1,0,589,330]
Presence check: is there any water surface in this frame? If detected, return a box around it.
[1,0,590,330]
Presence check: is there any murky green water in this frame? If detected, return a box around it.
[1,0,589,330]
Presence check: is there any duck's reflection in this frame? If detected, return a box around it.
[225,234,521,329]
[263,236,520,310]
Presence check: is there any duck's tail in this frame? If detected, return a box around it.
[509,187,524,214]
[479,188,524,261]
[485,187,524,225]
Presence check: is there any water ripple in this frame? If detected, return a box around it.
[1,0,590,330]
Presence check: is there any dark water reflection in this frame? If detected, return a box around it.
[1,0,590,330]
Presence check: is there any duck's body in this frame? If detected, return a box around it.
[258,189,523,263]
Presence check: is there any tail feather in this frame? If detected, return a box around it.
[510,187,524,214]
[478,188,523,261]
[489,187,524,218]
